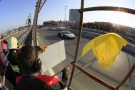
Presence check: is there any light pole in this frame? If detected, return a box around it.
[64,6,68,22]
[28,13,32,30]
[33,0,41,46]
[32,0,47,46]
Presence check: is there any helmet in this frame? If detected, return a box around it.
[8,36,18,49]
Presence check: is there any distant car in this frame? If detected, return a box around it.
[38,26,42,28]
[58,31,75,39]
[49,27,55,30]
[60,27,66,29]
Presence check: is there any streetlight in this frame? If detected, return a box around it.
[28,13,32,30]
[39,0,47,12]
[32,0,47,46]
[64,6,68,22]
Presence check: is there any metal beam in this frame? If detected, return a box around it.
[78,6,135,15]
[32,0,41,46]
[39,0,47,13]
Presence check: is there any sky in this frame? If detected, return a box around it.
[0,0,135,33]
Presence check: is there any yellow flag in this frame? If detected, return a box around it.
[82,33,127,68]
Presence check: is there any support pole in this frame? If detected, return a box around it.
[68,0,84,89]
[32,0,41,46]
[116,62,135,89]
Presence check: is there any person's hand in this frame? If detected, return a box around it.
[38,46,47,52]
[64,65,70,70]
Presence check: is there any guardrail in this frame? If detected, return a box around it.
[1,27,28,38]
[17,30,31,46]
[5,28,27,39]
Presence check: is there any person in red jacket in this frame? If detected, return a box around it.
[0,52,5,75]
[1,35,8,56]
[16,45,69,90]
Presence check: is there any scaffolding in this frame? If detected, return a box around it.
[67,0,135,90]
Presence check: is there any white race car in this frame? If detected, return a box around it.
[58,31,75,39]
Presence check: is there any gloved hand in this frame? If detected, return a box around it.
[38,46,47,52]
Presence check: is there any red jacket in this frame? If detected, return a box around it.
[0,53,5,75]
[16,70,68,90]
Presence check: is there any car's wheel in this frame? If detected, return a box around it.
[64,35,68,39]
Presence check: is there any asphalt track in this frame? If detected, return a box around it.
[37,27,135,90]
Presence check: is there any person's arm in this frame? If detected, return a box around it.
[57,66,69,89]
[48,69,68,90]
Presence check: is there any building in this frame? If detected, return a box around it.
[69,9,80,22]
[43,20,57,26]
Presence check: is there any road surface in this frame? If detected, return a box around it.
[37,27,135,90]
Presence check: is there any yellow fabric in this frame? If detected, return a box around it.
[82,33,127,68]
